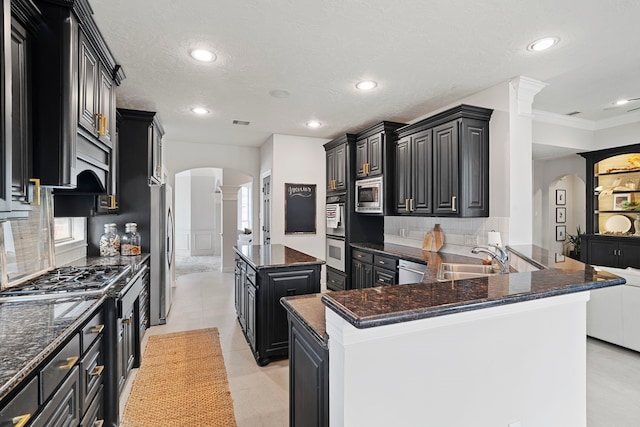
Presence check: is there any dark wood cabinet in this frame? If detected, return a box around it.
[395,105,492,217]
[32,0,124,191]
[31,366,80,427]
[326,268,346,291]
[580,144,640,269]
[234,250,322,366]
[148,119,164,184]
[0,0,40,219]
[325,140,349,193]
[356,133,383,178]
[288,314,329,427]
[352,248,397,288]
[0,377,37,427]
[395,130,433,214]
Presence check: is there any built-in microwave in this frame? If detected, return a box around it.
[355,176,383,214]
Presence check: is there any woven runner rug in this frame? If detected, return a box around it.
[121,328,237,427]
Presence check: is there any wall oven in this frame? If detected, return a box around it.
[355,176,383,214]
[326,236,346,272]
[326,195,346,272]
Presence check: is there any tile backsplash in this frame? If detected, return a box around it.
[384,216,510,257]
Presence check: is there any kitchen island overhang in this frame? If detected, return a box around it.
[321,245,625,427]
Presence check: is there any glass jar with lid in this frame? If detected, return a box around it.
[121,223,141,256]
[100,223,120,256]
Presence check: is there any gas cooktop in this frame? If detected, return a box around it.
[0,264,131,302]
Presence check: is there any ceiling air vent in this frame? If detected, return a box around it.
[233,120,250,125]
[565,111,581,116]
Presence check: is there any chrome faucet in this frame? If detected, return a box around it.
[471,245,509,273]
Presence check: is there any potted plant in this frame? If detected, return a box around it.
[565,225,583,260]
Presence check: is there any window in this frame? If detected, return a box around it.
[54,217,85,244]
[238,184,252,231]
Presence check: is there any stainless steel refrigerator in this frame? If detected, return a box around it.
[150,184,175,325]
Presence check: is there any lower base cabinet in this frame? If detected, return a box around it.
[288,314,328,427]
[234,252,322,366]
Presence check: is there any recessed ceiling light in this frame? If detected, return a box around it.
[616,99,630,106]
[526,37,559,52]
[191,107,210,115]
[356,80,378,91]
[306,121,322,128]
[190,49,216,62]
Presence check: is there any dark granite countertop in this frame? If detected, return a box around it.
[0,254,150,403]
[351,242,483,266]
[234,244,324,270]
[0,295,104,402]
[280,293,328,348]
[322,244,626,329]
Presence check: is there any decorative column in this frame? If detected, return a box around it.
[218,185,240,272]
[508,76,548,244]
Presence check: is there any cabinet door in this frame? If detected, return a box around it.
[351,259,364,289]
[411,130,433,214]
[587,239,619,267]
[98,66,115,145]
[326,268,346,291]
[148,123,163,184]
[10,18,32,214]
[618,240,640,268]
[289,317,329,427]
[0,0,11,213]
[325,147,335,191]
[118,306,136,392]
[367,133,383,176]
[459,118,489,217]
[31,366,80,427]
[362,263,373,288]
[246,282,256,350]
[373,266,396,286]
[78,32,99,137]
[394,137,412,213]
[432,120,459,215]
[334,144,346,192]
[355,138,368,178]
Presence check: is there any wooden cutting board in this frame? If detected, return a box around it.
[433,224,444,252]
[422,231,434,251]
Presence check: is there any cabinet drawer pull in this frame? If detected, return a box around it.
[60,356,79,370]
[379,260,385,264]
[90,365,105,377]
[12,414,31,427]
[29,178,41,206]
[410,198,414,211]
[109,195,117,209]
[122,317,132,325]
[405,198,409,211]
[452,196,457,211]
[90,324,105,334]
[94,420,104,427]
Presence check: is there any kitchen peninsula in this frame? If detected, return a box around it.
[282,244,625,427]
[233,244,323,366]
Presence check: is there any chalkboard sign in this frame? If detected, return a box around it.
[285,183,316,234]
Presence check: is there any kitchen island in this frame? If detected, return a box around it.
[233,244,324,366]
[282,244,625,427]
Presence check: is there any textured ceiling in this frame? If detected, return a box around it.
[88,0,640,149]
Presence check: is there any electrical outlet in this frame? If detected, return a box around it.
[508,422,521,427]
[464,234,479,246]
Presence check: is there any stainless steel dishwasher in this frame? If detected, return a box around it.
[397,259,427,284]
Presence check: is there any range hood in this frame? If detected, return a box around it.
[53,171,107,217]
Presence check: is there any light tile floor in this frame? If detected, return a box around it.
[121,256,640,427]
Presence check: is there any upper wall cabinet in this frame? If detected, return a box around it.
[1,0,42,220]
[325,134,355,195]
[31,0,124,192]
[354,121,405,179]
[394,104,493,217]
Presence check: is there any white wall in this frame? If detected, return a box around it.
[268,134,331,261]
[594,121,640,149]
[174,172,191,256]
[190,174,219,255]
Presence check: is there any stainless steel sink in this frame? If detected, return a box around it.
[436,263,499,281]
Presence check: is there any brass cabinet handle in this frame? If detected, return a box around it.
[94,420,104,427]
[96,113,107,136]
[122,317,132,325]
[405,198,409,212]
[29,178,40,206]
[109,194,117,209]
[90,365,105,377]
[90,324,105,334]
[452,196,457,211]
[12,414,31,427]
[60,356,79,370]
